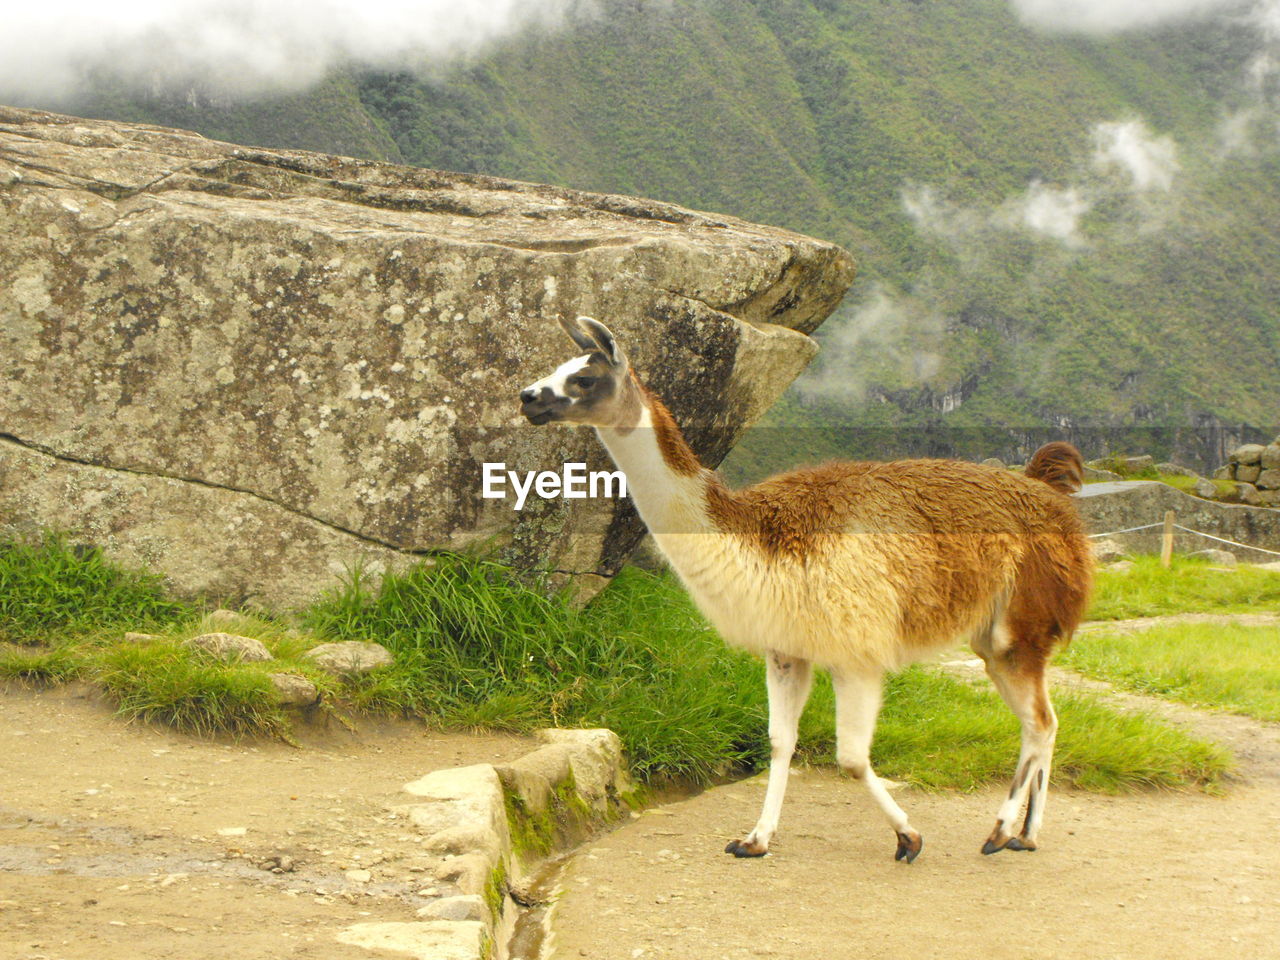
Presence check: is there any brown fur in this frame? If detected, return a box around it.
[640,383,703,478]
[702,455,1091,643]
[1024,441,1085,494]
[683,408,1093,666]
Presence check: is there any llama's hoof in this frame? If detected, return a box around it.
[724,838,768,858]
[981,836,1010,855]
[1004,836,1037,852]
[894,830,923,863]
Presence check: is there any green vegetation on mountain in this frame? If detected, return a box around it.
[64,0,1280,469]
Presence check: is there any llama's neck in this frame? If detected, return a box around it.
[595,384,716,538]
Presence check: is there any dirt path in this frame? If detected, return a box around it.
[549,617,1280,960]
[0,685,532,960]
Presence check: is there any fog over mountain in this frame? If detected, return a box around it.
[0,0,599,104]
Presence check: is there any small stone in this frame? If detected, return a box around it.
[1236,464,1262,484]
[1189,549,1237,567]
[980,457,1006,469]
[345,869,372,884]
[1230,443,1265,465]
[1082,466,1122,482]
[1236,482,1263,506]
[123,631,162,643]
[303,641,392,676]
[1263,444,1280,470]
[415,894,487,922]
[1120,454,1154,473]
[216,827,247,837]
[269,673,319,707]
[1256,468,1280,490]
[1156,462,1195,477]
[1193,477,1217,499]
[186,633,273,663]
[1213,464,1235,480]
[1091,539,1125,563]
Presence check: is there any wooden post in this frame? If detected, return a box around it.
[1160,510,1176,568]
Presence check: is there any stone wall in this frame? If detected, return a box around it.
[1213,439,1280,507]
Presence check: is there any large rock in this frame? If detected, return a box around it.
[0,106,855,608]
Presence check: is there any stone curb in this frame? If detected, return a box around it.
[340,728,631,960]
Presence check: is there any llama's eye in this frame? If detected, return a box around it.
[571,376,598,389]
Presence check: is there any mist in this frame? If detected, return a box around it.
[1093,121,1180,192]
[1009,0,1253,34]
[0,1,597,106]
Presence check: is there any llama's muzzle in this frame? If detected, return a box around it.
[519,385,564,424]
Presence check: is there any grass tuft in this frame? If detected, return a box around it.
[0,643,86,686]
[300,556,1229,790]
[94,642,290,738]
[0,535,191,642]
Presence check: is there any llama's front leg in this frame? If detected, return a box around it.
[725,651,813,858]
[831,668,922,863]
[982,655,1058,854]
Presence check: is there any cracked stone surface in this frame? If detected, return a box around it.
[0,105,855,607]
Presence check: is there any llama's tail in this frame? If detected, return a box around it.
[1025,442,1085,494]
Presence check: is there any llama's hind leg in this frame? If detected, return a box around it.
[726,651,813,858]
[981,651,1057,854]
[831,668,922,863]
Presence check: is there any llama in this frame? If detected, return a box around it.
[519,316,1093,861]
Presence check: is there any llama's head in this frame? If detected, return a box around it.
[520,316,636,428]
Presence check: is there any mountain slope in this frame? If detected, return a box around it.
[62,0,1280,471]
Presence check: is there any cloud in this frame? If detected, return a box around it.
[0,1,596,105]
[1009,0,1248,34]
[1004,181,1092,245]
[1092,121,1180,191]
[904,179,1093,249]
[796,285,944,404]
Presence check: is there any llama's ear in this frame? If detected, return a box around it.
[577,316,624,366]
[558,316,598,354]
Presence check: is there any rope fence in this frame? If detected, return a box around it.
[1088,519,1280,559]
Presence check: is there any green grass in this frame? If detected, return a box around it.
[1089,555,1280,620]
[0,535,190,642]
[1155,473,1236,499]
[1,538,1231,790]
[94,641,292,738]
[0,643,86,686]
[0,536,341,733]
[1062,622,1280,722]
[873,668,1228,792]
[299,554,1228,790]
